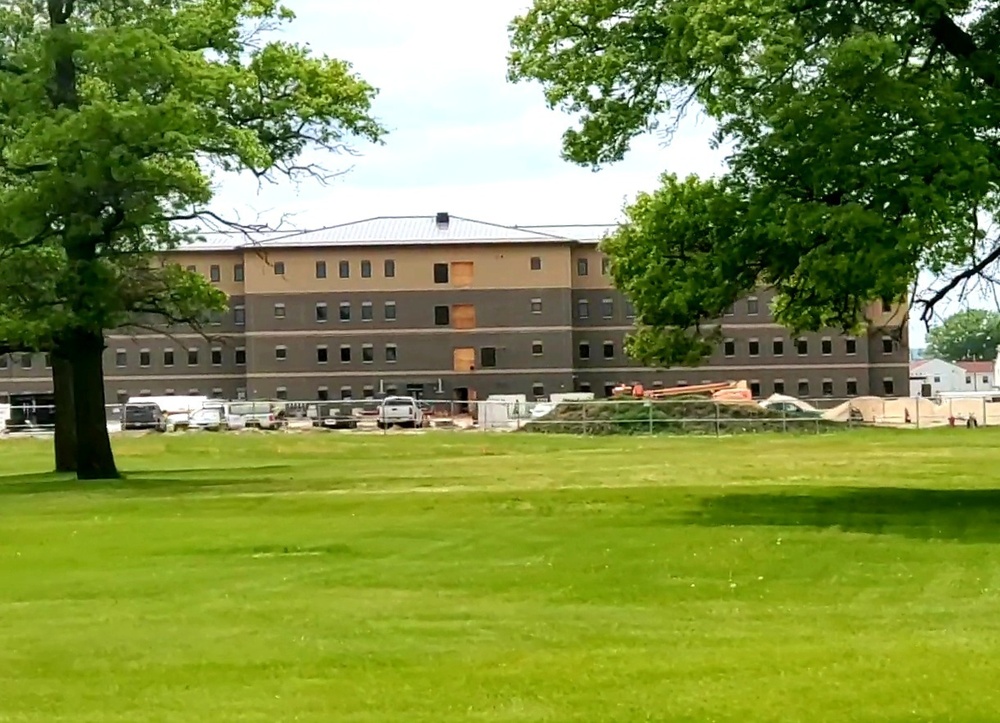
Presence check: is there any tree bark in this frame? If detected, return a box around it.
[51,353,76,473]
[69,330,118,480]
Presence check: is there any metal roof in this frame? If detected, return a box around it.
[259,215,570,248]
[170,216,619,251]
[518,224,619,243]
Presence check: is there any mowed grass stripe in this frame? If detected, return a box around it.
[0,430,999,721]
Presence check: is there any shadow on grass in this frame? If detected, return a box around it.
[0,465,294,497]
[685,487,1000,543]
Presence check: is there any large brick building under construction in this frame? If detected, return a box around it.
[0,212,910,403]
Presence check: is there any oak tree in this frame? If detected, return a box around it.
[509,0,1000,366]
[926,308,1000,361]
[0,0,383,478]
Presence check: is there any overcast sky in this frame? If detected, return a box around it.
[211,0,950,347]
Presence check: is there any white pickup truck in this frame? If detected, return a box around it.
[376,396,425,429]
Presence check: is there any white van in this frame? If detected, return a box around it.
[226,401,285,430]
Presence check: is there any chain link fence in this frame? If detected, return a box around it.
[2,393,995,438]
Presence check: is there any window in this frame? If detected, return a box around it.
[577,258,589,276]
[362,344,374,363]
[234,305,245,326]
[601,298,614,319]
[275,346,287,361]
[532,341,544,356]
[604,383,617,398]
[750,381,761,397]
[340,345,351,363]
[0,355,7,369]
[882,298,892,312]
[317,387,329,402]
[724,304,735,316]
[749,339,760,357]
[211,348,222,366]
[602,257,611,275]
[361,302,373,321]
[984,375,990,384]
[580,382,592,393]
[186,264,196,272]
[339,260,350,278]
[964,375,971,384]
[276,387,288,401]
[433,263,449,284]
[846,337,857,355]
[434,305,450,326]
[384,259,395,277]
[796,338,808,355]
[316,303,328,322]
[480,347,497,368]
[209,264,220,282]
[164,349,174,366]
[385,344,397,363]
[773,380,785,395]
[340,386,352,400]
[798,380,810,397]
[208,310,223,326]
[139,350,150,368]
[212,388,224,399]
[883,377,895,395]
[362,386,375,399]
[317,346,328,364]
[361,260,372,278]
[822,379,834,397]
[234,263,244,282]
[530,256,542,271]
[385,302,397,321]
[747,297,759,315]
[114,350,126,367]
[882,336,894,354]
[532,382,545,398]
[530,298,543,314]
[603,341,615,359]
[579,342,590,360]
[821,338,832,355]
[339,302,350,322]
[274,303,286,319]
[773,339,784,356]
[846,378,858,396]
[724,339,735,357]
[44,353,51,369]
[116,390,128,403]
[274,261,285,275]
[577,299,590,319]
[236,388,247,400]
[316,260,327,279]
[187,348,198,366]
[625,299,635,319]
[235,347,246,365]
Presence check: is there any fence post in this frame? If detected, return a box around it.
[714,401,721,437]
[781,405,787,433]
[582,401,588,435]
[983,396,987,427]
[915,397,920,429]
[647,399,654,435]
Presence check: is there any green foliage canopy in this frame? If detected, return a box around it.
[509,0,1000,365]
[926,308,1000,361]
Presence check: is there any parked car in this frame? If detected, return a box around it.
[226,401,285,430]
[309,403,358,430]
[187,407,224,431]
[376,396,425,429]
[122,402,165,431]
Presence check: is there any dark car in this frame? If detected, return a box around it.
[122,402,164,431]
[310,403,358,430]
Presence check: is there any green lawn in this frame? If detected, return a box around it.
[2,429,1000,722]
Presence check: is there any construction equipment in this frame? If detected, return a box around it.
[612,380,753,402]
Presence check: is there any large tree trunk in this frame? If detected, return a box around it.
[69,330,118,480]
[51,353,76,473]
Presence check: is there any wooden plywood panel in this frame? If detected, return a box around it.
[451,261,474,288]
[452,304,476,330]
[453,347,475,372]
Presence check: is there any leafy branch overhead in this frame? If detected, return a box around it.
[509,0,1000,366]
[0,0,384,478]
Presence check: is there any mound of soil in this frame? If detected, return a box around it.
[522,397,842,436]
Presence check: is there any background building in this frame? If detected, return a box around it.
[0,213,910,402]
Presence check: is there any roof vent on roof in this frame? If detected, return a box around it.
[435,212,450,229]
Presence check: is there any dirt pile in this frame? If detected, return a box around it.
[523,398,843,435]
